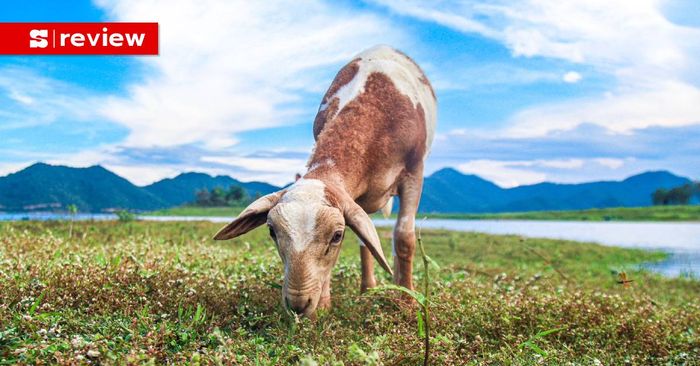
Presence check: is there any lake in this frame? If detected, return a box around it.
[1,213,698,277]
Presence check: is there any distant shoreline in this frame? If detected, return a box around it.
[140,204,700,222]
[4,204,699,222]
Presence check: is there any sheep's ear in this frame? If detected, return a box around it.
[213,190,285,240]
[343,200,393,276]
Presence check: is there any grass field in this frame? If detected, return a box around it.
[146,204,700,222]
[144,206,245,217]
[433,205,700,222]
[1,221,698,365]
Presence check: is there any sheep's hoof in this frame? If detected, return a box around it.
[360,278,377,293]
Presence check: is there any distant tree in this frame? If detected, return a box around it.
[668,184,692,205]
[210,187,227,206]
[195,189,211,206]
[225,185,247,205]
[652,188,669,205]
[653,184,694,205]
[192,185,250,207]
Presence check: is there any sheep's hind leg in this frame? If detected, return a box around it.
[393,168,423,291]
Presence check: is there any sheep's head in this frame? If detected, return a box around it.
[213,179,391,317]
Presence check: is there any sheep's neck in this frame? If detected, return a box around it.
[304,165,365,201]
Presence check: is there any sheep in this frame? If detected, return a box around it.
[214,45,436,317]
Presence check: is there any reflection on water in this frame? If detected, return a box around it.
[1,213,698,277]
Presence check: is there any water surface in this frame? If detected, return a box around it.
[2,213,697,277]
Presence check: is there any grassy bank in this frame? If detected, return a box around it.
[146,204,700,222]
[144,206,244,217]
[1,221,698,364]
[433,205,700,222]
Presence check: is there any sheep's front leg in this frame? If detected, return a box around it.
[318,277,331,310]
[393,170,423,290]
[360,243,377,292]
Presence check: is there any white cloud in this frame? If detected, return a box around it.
[0,67,97,130]
[106,164,188,186]
[562,71,582,83]
[373,0,700,137]
[201,155,306,185]
[457,160,547,187]
[505,80,700,137]
[594,158,626,169]
[94,0,404,149]
[8,89,34,105]
[538,159,584,169]
[0,162,35,178]
[452,157,636,187]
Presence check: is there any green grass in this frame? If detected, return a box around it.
[1,221,698,365]
[430,205,700,222]
[145,204,700,222]
[144,206,245,217]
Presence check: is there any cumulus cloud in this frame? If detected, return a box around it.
[94,0,404,149]
[3,0,699,187]
[457,160,546,187]
[454,158,643,187]
[429,123,700,186]
[2,1,406,184]
[505,81,700,137]
[373,0,700,136]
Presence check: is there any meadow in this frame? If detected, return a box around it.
[432,205,700,222]
[145,204,700,222]
[1,220,698,365]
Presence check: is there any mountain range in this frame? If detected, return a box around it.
[0,163,277,212]
[0,162,692,213]
[419,168,690,213]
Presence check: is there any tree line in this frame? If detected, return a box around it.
[652,182,700,205]
[194,185,254,207]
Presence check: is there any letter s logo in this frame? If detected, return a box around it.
[29,29,48,48]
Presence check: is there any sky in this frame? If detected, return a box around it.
[0,0,699,187]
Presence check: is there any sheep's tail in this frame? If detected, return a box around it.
[380,196,394,218]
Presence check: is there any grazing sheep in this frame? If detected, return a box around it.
[214,45,436,317]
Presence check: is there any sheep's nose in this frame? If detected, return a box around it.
[285,295,312,315]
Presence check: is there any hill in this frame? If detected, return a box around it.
[0,163,165,212]
[143,172,278,207]
[0,164,280,212]
[419,168,692,213]
[0,163,692,213]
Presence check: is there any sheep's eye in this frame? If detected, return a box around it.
[268,225,276,240]
[330,230,343,245]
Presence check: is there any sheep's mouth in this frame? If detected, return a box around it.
[282,291,321,317]
[282,281,322,317]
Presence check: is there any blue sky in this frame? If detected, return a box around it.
[1,0,699,187]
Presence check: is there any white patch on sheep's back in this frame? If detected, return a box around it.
[307,158,335,173]
[320,45,437,156]
[277,179,327,251]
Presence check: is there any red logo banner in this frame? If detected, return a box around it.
[0,23,159,55]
